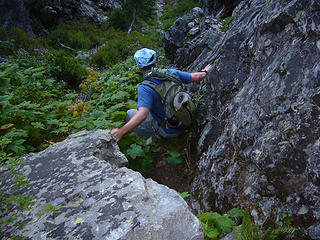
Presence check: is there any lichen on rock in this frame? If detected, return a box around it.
[1,130,202,240]
[165,0,320,239]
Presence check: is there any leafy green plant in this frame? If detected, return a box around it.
[165,151,183,166]
[120,135,160,173]
[220,16,234,32]
[198,211,237,239]
[36,203,61,217]
[198,209,296,240]
[179,192,190,198]
[0,55,78,154]
[0,154,34,236]
[279,211,293,226]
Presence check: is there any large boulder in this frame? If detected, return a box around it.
[1,130,202,240]
[184,0,320,239]
[0,0,34,36]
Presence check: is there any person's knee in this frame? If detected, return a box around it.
[126,109,137,122]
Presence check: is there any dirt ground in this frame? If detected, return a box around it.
[143,141,198,211]
[145,159,191,193]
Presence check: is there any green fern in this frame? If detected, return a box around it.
[234,210,296,240]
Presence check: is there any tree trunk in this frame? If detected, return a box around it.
[127,7,137,34]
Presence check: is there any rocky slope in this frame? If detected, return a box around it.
[165,0,319,239]
[1,0,320,238]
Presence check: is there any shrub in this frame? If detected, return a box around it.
[0,27,41,56]
[49,50,87,88]
[107,0,156,31]
[48,21,106,50]
[90,28,156,68]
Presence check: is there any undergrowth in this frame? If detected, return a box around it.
[199,208,296,240]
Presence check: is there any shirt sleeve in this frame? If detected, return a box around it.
[167,68,192,84]
[137,85,153,109]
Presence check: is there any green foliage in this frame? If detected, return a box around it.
[233,209,296,240]
[198,211,236,239]
[0,55,76,155]
[49,49,87,87]
[198,209,296,240]
[179,192,190,198]
[220,16,234,32]
[234,210,260,240]
[128,142,153,172]
[165,151,183,166]
[160,0,199,30]
[48,21,106,50]
[36,203,61,217]
[90,28,156,68]
[279,211,293,226]
[0,154,34,236]
[0,26,42,56]
[228,208,246,218]
[107,0,156,31]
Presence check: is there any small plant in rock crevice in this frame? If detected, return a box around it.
[198,208,296,240]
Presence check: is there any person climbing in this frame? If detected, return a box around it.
[111,48,211,142]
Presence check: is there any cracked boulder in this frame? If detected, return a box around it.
[1,130,202,240]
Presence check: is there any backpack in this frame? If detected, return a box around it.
[140,68,196,129]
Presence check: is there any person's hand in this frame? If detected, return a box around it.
[111,128,123,142]
[202,64,212,72]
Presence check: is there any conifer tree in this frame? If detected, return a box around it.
[108,0,155,33]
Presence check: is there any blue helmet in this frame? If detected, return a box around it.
[134,48,156,68]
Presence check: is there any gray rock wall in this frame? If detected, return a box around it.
[27,0,119,27]
[167,0,320,239]
[1,130,202,240]
[0,0,122,34]
[0,0,34,36]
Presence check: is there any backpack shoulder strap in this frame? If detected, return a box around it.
[143,68,182,85]
[140,79,165,101]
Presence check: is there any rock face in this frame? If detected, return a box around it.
[0,0,34,36]
[0,0,122,34]
[27,0,122,27]
[1,130,202,240]
[168,0,320,239]
[202,0,242,16]
[164,7,205,63]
